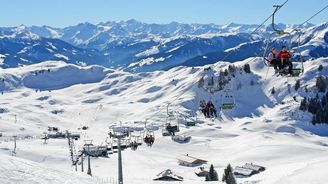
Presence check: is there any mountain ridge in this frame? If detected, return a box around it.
[0,20,326,72]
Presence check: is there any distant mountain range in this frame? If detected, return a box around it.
[0,20,327,72]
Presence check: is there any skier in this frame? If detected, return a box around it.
[207,101,217,118]
[130,141,138,150]
[144,135,149,145]
[199,100,207,117]
[278,46,293,75]
[166,123,176,136]
[149,135,154,146]
[267,47,280,72]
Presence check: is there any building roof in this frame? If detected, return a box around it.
[243,163,265,171]
[153,169,183,181]
[233,166,256,176]
[177,154,208,164]
[172,135,191,142]
[195,167,209,177]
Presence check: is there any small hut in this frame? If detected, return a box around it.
[153,169,183,181]
[47,132,66,139]
[177,154,208,167]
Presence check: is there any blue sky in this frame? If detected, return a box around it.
[1,0,327,27]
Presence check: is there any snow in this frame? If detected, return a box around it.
[129,57,165,67]
[54,54,69,61]
[46,27,61,38]
[0,153,98,184]
[47,42,57,50]
[135,46,160,58]
[0,57,328,183]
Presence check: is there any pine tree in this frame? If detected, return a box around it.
[322,95,327,108]
[300,97,308,111]
[318,64,323,71]
[198,77,204,88]
[295,80,300,91]
[315,108,324,124]
[243,64,251,73]
[228,65,236,74]
[206,164,218,181]
[308,98,319,114]
[323,105,328,124]
[222,164,236,184]
[224,69,229,76]
[271,87,275,95]
[205,174,210,181]
[312,115,316,125]
[316,75,327,92]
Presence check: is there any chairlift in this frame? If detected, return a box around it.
[163,113,180,136]
[143,120,155,146]
[221,92,236,110]
[129,130,143,150]
[262,4,304,77]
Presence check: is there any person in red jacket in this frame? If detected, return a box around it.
[278,46,293,75]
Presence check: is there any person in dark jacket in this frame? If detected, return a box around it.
[207,100,217,118]
[267,47,280,72]
[200,100,209,117]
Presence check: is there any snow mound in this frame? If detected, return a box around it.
[0,153,96,184]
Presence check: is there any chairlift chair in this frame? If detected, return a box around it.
[143,121,155,146]
[163,113,180,136]
[129,130,143,150]
[221,92,236,110]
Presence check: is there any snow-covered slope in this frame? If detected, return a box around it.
[0,153,99,184]
[0,57,328,183]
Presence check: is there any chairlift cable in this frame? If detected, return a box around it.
[292,4,328,32]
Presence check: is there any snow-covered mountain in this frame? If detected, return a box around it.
[0,20,326,71]
[0,57,327,183]
[0,26,108,68]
